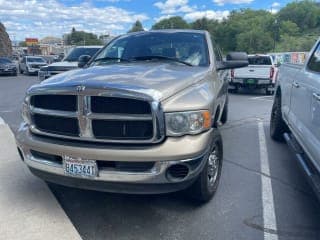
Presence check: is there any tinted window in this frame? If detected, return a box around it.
[64,47,101,61]
[307,44,320,73]
[0,58,12,64]
[27,57,46,63]
[248,56,272,65]
[94,32,209,66]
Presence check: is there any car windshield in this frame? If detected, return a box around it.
[0,58,12,64]
[64,47,101,62]
[248,56,272,65]
[27,57,46,63]
[92,32,209,67]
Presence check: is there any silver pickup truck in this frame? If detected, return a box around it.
[270,38,320,199]
[16,30,248,202]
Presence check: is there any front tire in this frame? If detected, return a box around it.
[270,93,288,141]
[187,129,223,203]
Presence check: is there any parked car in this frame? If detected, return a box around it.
[16,30,248,202]
[270,38,320,200]
[0,57,17,76]
[38,46,103,81]
[229,54,277,94]
[19,56,47,75]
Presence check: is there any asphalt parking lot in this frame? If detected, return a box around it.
[1,74,320,240]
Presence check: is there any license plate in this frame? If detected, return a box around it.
[63,156,98,178]
[246,79,255,84]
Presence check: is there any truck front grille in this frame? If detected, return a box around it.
[91,96,151,114]
[31,95,77,111]
[28,93,163,144]
[92,120,153,140]
[32,114,79,136]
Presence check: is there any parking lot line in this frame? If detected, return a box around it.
[258,121,279,240]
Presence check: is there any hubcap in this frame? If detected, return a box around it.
[207,146,220,187]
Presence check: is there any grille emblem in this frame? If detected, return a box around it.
[76,85,86,92]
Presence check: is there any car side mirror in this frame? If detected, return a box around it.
[217,52,248,70]
[78,55,91,68]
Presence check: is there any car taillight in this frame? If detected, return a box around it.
[231,69,234,79]
[270,67,274,79]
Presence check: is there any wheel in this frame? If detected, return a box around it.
[220,95,228,124]
[13,71,17,76]
[187,129,223,203]
[25,67,30,75]
[270,93,289,141]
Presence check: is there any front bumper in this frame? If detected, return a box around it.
[0,68,17,74]
[27,68,41,73]
[16,124,213,194]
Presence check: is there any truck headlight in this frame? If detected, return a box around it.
[22,96,31,125]
[165,110,211,136]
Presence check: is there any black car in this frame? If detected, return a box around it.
[0,57,17,76]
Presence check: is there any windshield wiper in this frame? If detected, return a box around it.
[132,55,193,66]
[93,57,130,62]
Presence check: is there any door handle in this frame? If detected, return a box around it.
[313,93,320,101]
[292,81,300,88]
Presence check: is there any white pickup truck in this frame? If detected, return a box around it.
[229,54,277,95]
[270,38,320,200]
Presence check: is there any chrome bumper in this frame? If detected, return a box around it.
[16,124,212,190]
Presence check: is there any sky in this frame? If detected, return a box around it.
[0,0,293,41]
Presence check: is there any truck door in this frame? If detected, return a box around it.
[304,42,320,170]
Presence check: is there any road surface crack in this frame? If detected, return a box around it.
[224,158,315,199]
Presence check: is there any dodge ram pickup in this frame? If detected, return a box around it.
[270,38,320,200]
[16,30,248,202]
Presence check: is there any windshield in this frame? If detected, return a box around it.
[0,58,12,64]
[64,47,101,62]
[27,57,46,63]
[92,32,209,67]
[248,56,272,65]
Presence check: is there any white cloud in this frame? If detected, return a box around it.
[0,0,148,40]
[184,10,230,21]
[154,0,195,14]
[269,2,280,14]
[154,15,175,23]
[213,0,253,6]
[269,8,279,14]
[271,2,280,8]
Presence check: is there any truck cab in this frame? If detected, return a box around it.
[270,38,320,199]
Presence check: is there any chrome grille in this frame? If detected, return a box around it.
[28,93,164,144]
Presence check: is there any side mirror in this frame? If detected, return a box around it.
[78,55,91,68]
[217,52,248,70]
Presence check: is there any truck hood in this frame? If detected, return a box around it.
[32,62,209,101]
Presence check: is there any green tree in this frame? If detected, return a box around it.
[128,20,144,33]
[276,34,318,52]
[65,28,103,46]
[152,16,190,30]
[236,28,274,53]
[279,20,300,36]
[278,0,320,31]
